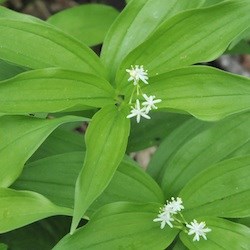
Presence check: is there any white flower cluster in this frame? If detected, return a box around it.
[153,197,211,242]
[126,65,162,123]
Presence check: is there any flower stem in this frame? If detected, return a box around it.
[129,86,136,104]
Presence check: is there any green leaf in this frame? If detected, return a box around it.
[235,217,250,228]
[0,59,25,81]
[180,217,250,250]
[101,0,204,82]
[0,115,87,187]
[180,155,250,219]
[228,27,250,51]
[0,217,71,250]
[128,112,190,152]
[139,66,250,121]
[89,157,164,214]
[0,188,71,233]
[0,68,115,114]
[28,128,85,162]
[47,4,119,47]
[227,39,250,55]
[53,202,179,250]
[202,0,223,7]
[147,118,209,183]
[152,111,250,197]
[0,243,7,250]
[172,239,188,250]
[13,152,164,215]
[116,1,250,87]
[71,106,130,232]
[0,7,105,76]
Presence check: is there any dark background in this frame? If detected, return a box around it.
[4,0,126,19]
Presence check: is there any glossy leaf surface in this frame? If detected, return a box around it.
[0,59,25,81]
[180,217,250,250]
[149,112,250,197]
[128,112,190,152]
[54,203,179,250]
[13,152,164,215]
[0,7,105,76]
[0,68,115,114]
[123,66,250,121]
[0,188,71,233]
[101,0,204,82]
[180,155,250,219]
[147,118,209,182]
[71,106,130,232]
[0,115,86,187]
[48,4,119,46]
[117,1,250,86]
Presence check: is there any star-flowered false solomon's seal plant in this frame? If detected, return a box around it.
[0,0,250,249]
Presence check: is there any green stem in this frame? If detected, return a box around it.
[136,84,140,96]
[129,86,136,104]
[179,212,188,224]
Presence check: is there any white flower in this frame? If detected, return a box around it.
[126,65,148,85]
[167,197,184,214]
[127,99,151,123]
[153,211,174,229]
[186,219,212,241]
[142,94,162,113]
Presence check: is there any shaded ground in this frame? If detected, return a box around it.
[4,0,125,19]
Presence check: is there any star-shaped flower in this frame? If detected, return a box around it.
[186,219,212,241]
[167,197,184,214]
[142,94,162,113]
[153,210,174,229]
[126,65,149,85]
[127,99,151,123]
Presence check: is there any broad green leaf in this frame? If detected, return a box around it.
[228,27,250,50]
[13,152,164,215]
[0,115,87,187]
[101,0,204,82]
[0,59,25,81]
[227,140,250,159]
[154,111,250,197]
[116,1,250,87]
[0,217,71,250]
[128,112,190,152]
[0,7,105,76]
[202,0,223,7]
[54,202,179,250]
[0,188,71,233]
[147,118,209,182]
[235,217,250,228]
[90,157,164,214]
[172,239,188,250]
[227,39,250,55]
[138,66,250,121]
[180,155,250,219]
[180,217,250,250]
[71,106,130,232]
[0,68,115,114]
[0,244,7,250]
[47,4,119,47]
[28,128,85,162]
